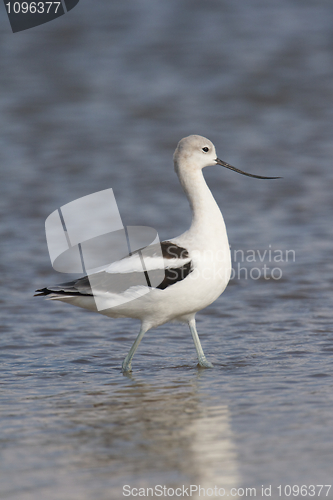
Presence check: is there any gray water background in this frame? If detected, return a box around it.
[0,0,332,498]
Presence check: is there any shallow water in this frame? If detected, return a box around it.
[0,0,332,498]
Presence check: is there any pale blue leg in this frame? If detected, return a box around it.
[189,318,214,368]
[122,325,148,373]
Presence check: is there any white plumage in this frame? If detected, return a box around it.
[36,135,279,372]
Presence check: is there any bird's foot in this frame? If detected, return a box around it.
[121,359,132,373]
[198,357,214,368]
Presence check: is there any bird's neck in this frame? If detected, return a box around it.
[177,168,226,242]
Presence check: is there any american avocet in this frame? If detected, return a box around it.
[35,135,279,372]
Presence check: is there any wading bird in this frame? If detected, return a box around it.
[35,135,279,372]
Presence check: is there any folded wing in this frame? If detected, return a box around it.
[35,241,192,297]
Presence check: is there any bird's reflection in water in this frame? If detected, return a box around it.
[187,404,239,498]
[61,371,239,497]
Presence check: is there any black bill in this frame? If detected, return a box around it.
[216,158,281,179]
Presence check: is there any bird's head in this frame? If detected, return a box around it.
[174,135,281,179]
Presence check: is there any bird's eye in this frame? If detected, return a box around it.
[202,147,209,153]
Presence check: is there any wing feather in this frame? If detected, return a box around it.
[35,241,192,297]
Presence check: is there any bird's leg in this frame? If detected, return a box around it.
[189,318,214,368]
[121,325,148,373]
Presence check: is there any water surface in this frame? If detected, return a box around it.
[0,0,332,498]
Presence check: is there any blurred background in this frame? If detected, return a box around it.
[0,1,332,498]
